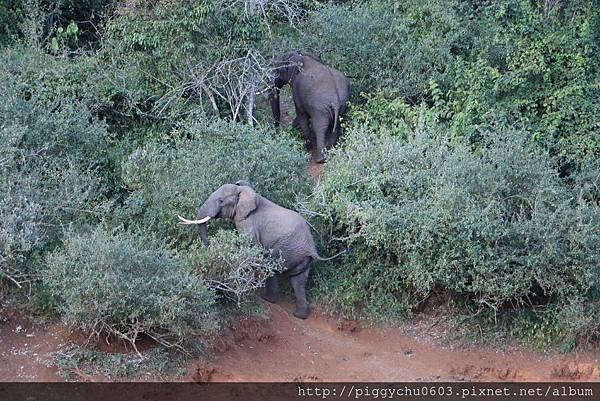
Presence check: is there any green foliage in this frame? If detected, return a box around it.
[346,90,420,140]
[51,21,79,52]
[324,0,599,174]
[51,0,114,42]
[188,229,285,305]
[308,123,599,326]
[52,344,187,380]
[1,0,598,353]
[53,345,144,380]
[0,159,106,285]
[119,117,310,242]
[509,299,600,352]
[1,0,115,47]
[104,0,280,118]
[0,0,25,45]
[43,226,218,350]
[297,0,470,99]
[445,0,600,171]
[0,51,114,285]
[0,46,146,135]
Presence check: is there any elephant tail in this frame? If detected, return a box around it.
[331,105,340,136]
[313,248,352,262]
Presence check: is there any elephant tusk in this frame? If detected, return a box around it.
[178,215,211,225]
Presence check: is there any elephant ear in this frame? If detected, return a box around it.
[236,186,259,220]
[284,52,304,80]
[288,52,304,65]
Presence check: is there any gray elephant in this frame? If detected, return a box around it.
[270,51,349,163]
[178,183,349,319]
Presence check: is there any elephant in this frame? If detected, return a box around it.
[269,51,349,163]
[178,183,349,319]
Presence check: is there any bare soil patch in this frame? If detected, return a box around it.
[189,300,600,382]
[2,299,599,382]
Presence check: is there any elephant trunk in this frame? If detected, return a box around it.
[196,200,218,246]
[198,222,209,246]
[269,88,281,127]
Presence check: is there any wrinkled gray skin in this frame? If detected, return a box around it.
[270,51,349,163]
[196,183,348,319]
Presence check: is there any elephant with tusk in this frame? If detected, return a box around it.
[178,215,211,225]
[178,183,350,319]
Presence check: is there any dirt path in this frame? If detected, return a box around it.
[307,160,325,181]
[192,300,600,382]
[0,304,65,381]
[2,288,600,382]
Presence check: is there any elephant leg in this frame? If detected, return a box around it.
[289,260,311,319]
[311,114,331,164]
[294,113,312,149]
[261,275,279,304]
[327,121,341,149]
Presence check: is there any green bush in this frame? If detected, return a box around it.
[508,300,600,352]
[0,57,114,286]
[0,46,147,139]
[0,0,24,45]
[188,229,285,305]
[444,0,600,172]
[297,0,470,99]
[330,0,599,174]
[43,226,218,351]
[119,117,311,243]
[0,0,116,48]
[308,123,599,325]
[0,50,113,163]
[104,0,279,119]
[0,158,105,287]
[346,90,425,140]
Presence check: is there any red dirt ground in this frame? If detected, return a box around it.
[191,300,600,382]
[3,299,599,382]
[307,158,325,180]
[0,304,65,381]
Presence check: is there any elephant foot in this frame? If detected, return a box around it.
[293,307,310,319]
[261,291,278,304]
[314,155,326,164]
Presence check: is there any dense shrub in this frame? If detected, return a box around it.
[188,229,285,305]
[43,227,218,351]
[0,46,147,138]
[0,0,116,48]
[1,0,597,354]
[119,117,310,243]
[0,56,114,286]
[445,0,600,171]
[0,0,24,45]
[327,0,599,174]
[296,0,470,99]
[104,0,297,120]
[0,158,105,287]
[509,299,600,352]
[345,90,424,140]
[308,124,599,323]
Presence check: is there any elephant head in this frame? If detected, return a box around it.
[270,51,304,88]
[269,51,304,126]
[178,184,259,245]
